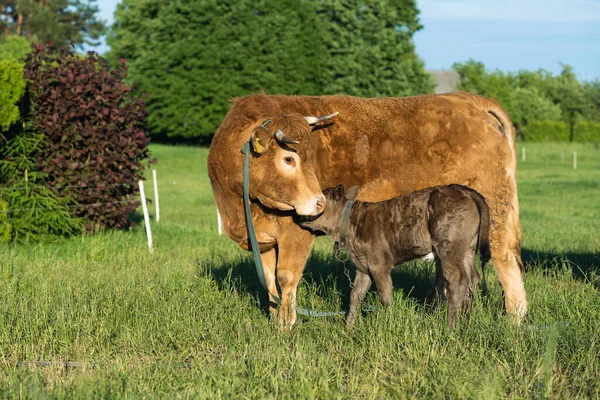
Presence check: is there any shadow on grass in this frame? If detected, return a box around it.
[201,249,440,316]
[200,245,599,322]
[522,248,600,288]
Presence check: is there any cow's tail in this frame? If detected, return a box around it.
[487,105,516,149]
[459,92,517,150]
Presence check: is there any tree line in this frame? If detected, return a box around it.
[1,0,599,143]
[453,60,600,142]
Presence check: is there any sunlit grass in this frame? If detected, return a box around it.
[0,142,598,398]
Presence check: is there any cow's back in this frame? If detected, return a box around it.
[208,92,517,248]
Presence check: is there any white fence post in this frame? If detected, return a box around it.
[139,181,153,253]
[522,147,526,162]
[152,170,160,223]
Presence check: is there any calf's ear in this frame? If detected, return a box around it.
[250,125,271,155]
[344,185,360,201]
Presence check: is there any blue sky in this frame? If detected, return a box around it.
[94,0,600,80]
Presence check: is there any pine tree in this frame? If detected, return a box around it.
[0,0,105,48]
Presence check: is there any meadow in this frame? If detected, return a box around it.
[1,142,599,398]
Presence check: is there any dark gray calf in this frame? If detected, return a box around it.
[297,184,491,328]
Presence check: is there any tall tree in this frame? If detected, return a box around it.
[0,0,105,48]
[104,0,166,66]
[319,0,433,97]
[107,0,432,139]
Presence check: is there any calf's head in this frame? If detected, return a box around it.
[247,112,338,216]
[297,185,360,234]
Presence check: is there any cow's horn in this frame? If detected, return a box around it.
[274,130,299,145]
[304,111,339,125]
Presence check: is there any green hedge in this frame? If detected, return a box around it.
[522,120,600,143]
[0,59,25,132]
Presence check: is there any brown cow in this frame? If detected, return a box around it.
[207,92,526,327]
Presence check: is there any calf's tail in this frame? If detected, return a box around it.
[469,190,491,270]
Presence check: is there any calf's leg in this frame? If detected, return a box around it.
[442,261,469,329]
[371,268,393,308]
[460,248,480,317]
[346,270,372,328]
[426,257,447,306]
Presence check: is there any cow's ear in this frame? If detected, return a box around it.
[344,186,359,201]
[334,184,345,198]
[250,126,271,155]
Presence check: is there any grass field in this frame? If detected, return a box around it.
[1,142,599,398]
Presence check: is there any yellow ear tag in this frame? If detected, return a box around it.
[253,137,263,153]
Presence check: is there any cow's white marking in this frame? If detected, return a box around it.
[505,166,515,179]
[295,195,325,216]
[421,252,436,262]
[275,150,300,177]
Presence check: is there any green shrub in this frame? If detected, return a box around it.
[0,36,32,61]
[522,120,600,143]
[0,200,11,242]
[522,121,569,142]
[0,59,25,132]
[0,130,81,242]
[574,121,600,142]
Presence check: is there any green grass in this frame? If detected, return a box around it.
[1,142,599,398]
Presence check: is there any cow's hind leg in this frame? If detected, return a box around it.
[489,203,528,323]
[346,270,372,328]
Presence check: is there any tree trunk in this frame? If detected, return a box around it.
[568,117,575,142]
[17,12,23,36]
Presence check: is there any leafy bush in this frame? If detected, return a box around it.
[23,44,151,231]
[0,130,81,242]
[521,121,569,142]
[0,59,26,132]
[574,121,600,143]
[0,200,10,242]
[521,120,600,143]
[0,35,32,61]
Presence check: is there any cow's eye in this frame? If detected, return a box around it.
[284,156,295,165]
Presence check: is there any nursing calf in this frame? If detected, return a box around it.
[298,184,491,328]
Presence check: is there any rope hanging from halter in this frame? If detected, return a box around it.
[241,140,344,317]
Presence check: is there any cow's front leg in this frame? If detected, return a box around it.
[275,228,315,328]
[259,247,279,321]
[346,270,372,328]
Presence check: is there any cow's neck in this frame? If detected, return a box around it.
[337,199,355,249]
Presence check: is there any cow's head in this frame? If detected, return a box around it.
[296,185,360,235]
[246,112,338,216]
